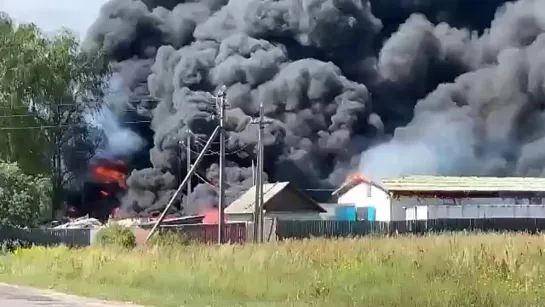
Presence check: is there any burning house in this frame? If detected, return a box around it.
[333,175,545,222]
[61,0,545,222]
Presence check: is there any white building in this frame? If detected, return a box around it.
[333,176,545,222]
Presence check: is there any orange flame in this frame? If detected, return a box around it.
[93,165,127,188]
[201,207,225,224]
[345,172,370,185]
[100,190,110,197]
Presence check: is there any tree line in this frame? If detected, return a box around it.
[0,12,110,227]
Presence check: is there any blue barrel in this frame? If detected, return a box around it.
[367,207,376,221]
[335,206,357,221]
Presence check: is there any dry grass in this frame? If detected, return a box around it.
[1,233,545,306]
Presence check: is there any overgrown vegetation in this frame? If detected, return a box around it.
[0,13,109,218]
[95,224,136,250]
[2,234,545,306]
[0,239,32,254]
[147,229,191,248]
[0,161,51,227]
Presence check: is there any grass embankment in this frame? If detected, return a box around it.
[1,234,545,306]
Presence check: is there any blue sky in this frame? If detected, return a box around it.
[1,0,108,40]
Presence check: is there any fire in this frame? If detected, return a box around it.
[100,190,110,197]
[92,163,127,189]
[201,207,225,224]
[342,171,389,194]
[346,172,370,185]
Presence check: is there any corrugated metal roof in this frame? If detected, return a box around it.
[225,182,290,214]
[380,176,545,192]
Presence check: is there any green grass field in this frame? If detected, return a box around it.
[1,234,545,306]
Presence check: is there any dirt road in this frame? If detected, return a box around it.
[0,283,143,307]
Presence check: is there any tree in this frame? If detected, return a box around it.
[0,12,110,217]
[0,161,51,227]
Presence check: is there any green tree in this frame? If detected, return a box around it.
[0,12,109,217]
[0,160,51,227]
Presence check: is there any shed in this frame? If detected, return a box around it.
[225,182,326,222]
[333,175,545,222]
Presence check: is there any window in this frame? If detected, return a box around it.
[366,183,372,197]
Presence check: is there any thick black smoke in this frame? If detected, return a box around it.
[362,0,545,179]
[82,0,542,216]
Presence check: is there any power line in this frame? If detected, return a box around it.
[0,107,146,117]
[192,136,253,156]
[0,114,48,118]
[187,129,220,144]
[0,120,152,131]
[0,103,80,110]
[178,140,216,156]
[206,144,253,156]
[0,97,159,110]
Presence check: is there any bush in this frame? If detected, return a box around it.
[95,224,136,249]
[0,239,32,254]
[148,229,190,248]
[0,161,51,227]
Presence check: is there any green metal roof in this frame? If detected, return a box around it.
[381,176,545,192]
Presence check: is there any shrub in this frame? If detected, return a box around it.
[95,224,136,249]
[0,161,51,227]
[0,239,32,254]
[148,229,190,248]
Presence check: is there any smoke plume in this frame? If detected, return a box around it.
[84,73,147,160]
[81,0,544,216]
[361,0,545,179]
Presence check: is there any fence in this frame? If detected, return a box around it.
[0,226,97,247]
[1,223,249,247]
[276,220,389,239]
[160,223,248,244]
[6,218,545,247]
[275,218,545,239]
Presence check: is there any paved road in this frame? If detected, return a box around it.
[0,283,143,307]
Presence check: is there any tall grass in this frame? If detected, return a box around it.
[1,234,545,306]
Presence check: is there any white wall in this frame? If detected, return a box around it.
[395,196,545,220]
[405,206,429,221]
[337,183,391,221]
[428,204,545,219]
[226,213,253,223]
[337,183,545,222]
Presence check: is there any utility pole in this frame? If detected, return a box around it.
[253,157,260,242]
[252,160,256,185]
[216,86,227,244]
[186,132,192,200]
[251,102,271,243]
[145,126,220,243]
[252,157,259,243]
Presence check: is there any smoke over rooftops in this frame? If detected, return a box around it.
[79,0,545,216]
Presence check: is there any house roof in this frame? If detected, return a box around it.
[381,176,545,193]
[225,182,326,214]
[332,178,387,196]
[332,175,545,196]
